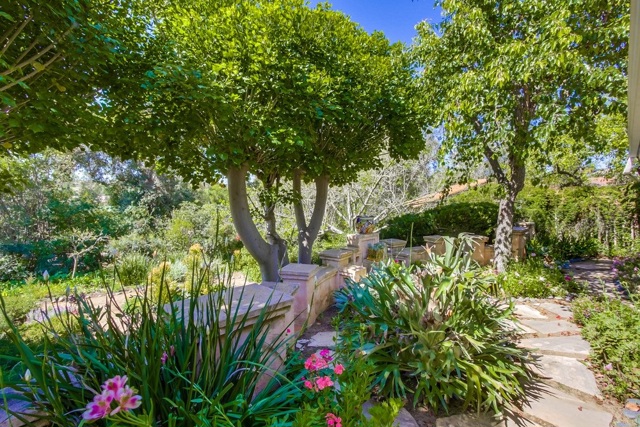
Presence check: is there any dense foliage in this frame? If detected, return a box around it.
[335,239,531,413]
[379,202,498,242]
[613,256,640,294]
[382,182,640,259]
[572,297,640,401]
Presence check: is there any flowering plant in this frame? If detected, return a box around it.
[80,375,151,426]
[292,349,400,427]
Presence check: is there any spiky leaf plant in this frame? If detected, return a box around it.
[336,237,532,414]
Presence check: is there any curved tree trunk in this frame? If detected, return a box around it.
[227,165,280,282]
[293,171,329,264]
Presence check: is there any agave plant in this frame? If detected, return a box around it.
[335,236,532,414]
[0,262,302,426]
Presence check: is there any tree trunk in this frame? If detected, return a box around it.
[494,191,516,273]
[485,145,525,273]
[227,165,280,282]
[264,198,289,270]
[293,172,329,264]
[72,256,78,279]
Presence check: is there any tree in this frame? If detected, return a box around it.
[414,0,628,271]
[0,0,152,191]
[107,0,425,280]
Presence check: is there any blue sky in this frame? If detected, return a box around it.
[309,0,442,45]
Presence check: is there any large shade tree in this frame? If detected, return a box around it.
[106,0,425,280]
[414,0,628,272]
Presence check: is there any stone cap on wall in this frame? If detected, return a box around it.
[165,284,293,330]
[380,238,407,249]
[280,263,321,281]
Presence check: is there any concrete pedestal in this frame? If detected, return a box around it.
[347,233,379,265]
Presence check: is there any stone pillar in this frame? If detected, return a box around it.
[516,221,536,240]
[347,233,379,265]
[512,226,528,261]
[308,266,338,325]
[484,245,495,266]
[340,246,361,266]
[319,248,353,269]
[380,238,407,259]
[396,246,430,266]
[280,263,321,332]
[423,235,446,255]
[461,234,490,266]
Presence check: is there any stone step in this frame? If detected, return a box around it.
[305,331,338,349]
[518,386,612,427]
[519,335,591,359]
[536,302,573,320]
[514,305,547,320]
[519,318,581,336]
[532,355,602,400]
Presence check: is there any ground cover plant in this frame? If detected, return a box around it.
[335,238,532,414]
[572,296,640,401]
[497,257,585,299]
[0,270,303,426]
[613,255,640,294]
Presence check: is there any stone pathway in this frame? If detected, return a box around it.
[507,300,615,427]
[569,259,619,297]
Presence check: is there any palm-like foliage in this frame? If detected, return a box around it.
[336,237,531,414]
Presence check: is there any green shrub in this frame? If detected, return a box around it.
[497,258,583,298]
[0,269,301,426]
[380,202,499,242]
[0,254,28,282]
[572,296,640,400]
[116,253,150,287]
[336,238,532,414]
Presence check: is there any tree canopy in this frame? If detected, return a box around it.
[413,0,628,271]
[102,0,425,279]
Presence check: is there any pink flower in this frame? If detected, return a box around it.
[326,413,342,427]
[169,345,175,356]
[102,375,128,394]
[161,352,168,365]
[315,376,334,390]
[334,364,344,375]
[604,363,613,371]
[304,354,328,371]
[304,380,314,390]
[82,390,113,421]
[531,252,536,257]
[83,375,142,420]
[287,328,291,334]
[111,385,142,415]
[564,275,572,281]
[319,349,333,361]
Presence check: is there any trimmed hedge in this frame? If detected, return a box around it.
[380,202,499,242]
